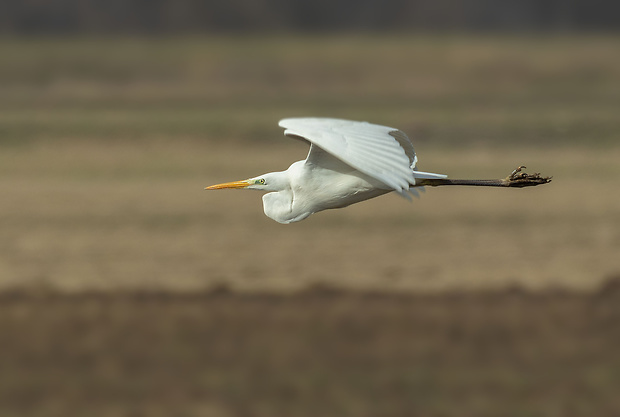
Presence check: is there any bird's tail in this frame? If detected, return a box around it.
[413,170,447,181]
[407,170,447,198]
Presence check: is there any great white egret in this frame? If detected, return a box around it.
[206,118,551,224]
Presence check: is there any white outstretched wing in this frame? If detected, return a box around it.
[278,117,445,195]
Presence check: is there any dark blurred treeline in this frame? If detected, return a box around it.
[1,0,618,35]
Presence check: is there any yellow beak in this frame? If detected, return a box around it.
[205,179,252,190]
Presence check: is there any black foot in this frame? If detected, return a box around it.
[505,166,552,188]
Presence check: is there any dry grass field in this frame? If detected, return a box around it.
[1,35,619,416]
[2,142,619,293]
[2,35,619,293]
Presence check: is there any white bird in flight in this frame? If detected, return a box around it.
[206,118,550,224]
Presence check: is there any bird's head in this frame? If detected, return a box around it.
[205,172,286,192]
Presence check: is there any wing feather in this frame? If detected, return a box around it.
[278,117,444,194]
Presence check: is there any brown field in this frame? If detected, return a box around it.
[2,286,620,417]
[1,35,619,416]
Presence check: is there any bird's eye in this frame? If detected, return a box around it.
[257,178,266,185]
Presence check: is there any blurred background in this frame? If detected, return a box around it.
[1,1,619,416]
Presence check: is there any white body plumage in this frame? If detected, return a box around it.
[206,117,447,224]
